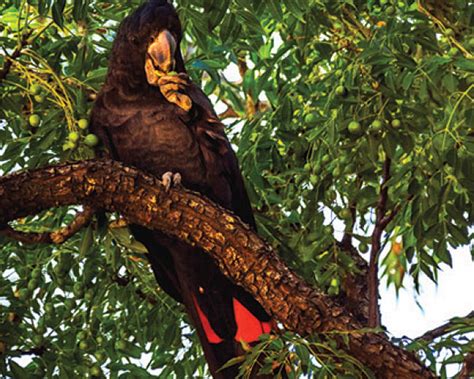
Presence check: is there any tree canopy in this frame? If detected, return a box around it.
[1,0,473,378]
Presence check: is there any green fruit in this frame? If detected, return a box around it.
[68,131,80,143]
[37,323,46,335]
[391,119,402,128]
[96,336,104,345]
[115,340,127,351]
[34,95,45,103]
[84,133,99,147]
[335,85,347,96]
[27,280,38,292]
[322,154,330,164]
[30,84,41,95]
[385,5,395,15]
[330,278,339,287]
[32,268,41,279]
[310,174,318,185]
[339,208,352,219]
[90,365,102,376]
[29,114,41,127]
[326,190,337,201]
[303,163,312,171]
[65,299,75,310]
[94,351,106,361]
[54,265,65,278]
[304,112,317,125]
[468,37,474,49]
[448,47,458,56]
[33,335,43,345]
[18,288,30,301]
[44,303,54,314]
[77,119,89,130]
[79,340,89,350]
[84,289,94,301]
[359,242,369,253]
[332,166,341,176]
[445,28,454,37]
[63,141,76,151]
[348,121,362,134]
[334,69,343,77]
[73,283,84,297]
[371,119,383,132]
[344,164,355,174]
[78,331,88,341]
[397,1,404,7]
[379,0,388,4]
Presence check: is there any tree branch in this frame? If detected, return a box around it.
[114,273,159,305]
[218,105,239,119]
[415,311,474,342]
[0,31,32,83]
[336,241,370,325]
[0,158,434,378]
[10,347,46,356]
[368,157,392,328]
[1,206,95,244]
[458,352,474,379]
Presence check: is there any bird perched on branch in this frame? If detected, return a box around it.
[90,1,275,377]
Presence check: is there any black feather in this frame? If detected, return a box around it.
[90,2,272,378]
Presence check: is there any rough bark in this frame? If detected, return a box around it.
[459,352,474,379]
[0,159,434,378]
[336,241,370,325]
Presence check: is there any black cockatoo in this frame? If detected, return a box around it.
[90,1,274,377]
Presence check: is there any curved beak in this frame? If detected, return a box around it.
[147,29,177,74]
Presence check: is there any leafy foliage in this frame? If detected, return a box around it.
[1,0,473,377]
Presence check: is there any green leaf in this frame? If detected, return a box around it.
[79,224,93,258]
[9,360,31,378]
[52,0,66,27]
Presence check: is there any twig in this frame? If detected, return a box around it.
[10,346,46,356]
[1,206,95,244]
[415,310,474,341]
[416,0,472,58]
[0,30,32,83]
[341,7,371,40]
[341,177,362,249]
[218,106,239,119]
[368,157,395,328]
[114,274,159,305]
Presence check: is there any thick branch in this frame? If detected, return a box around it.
[0,159,434,378]
[336,241,369,325]
[459,352,474,379]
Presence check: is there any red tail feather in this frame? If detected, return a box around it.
[233,298,272,343]
[193,296,223,344]
[193,296,273,345]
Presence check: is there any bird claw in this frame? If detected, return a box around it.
[157,73,192,112]
[161,171,182,192]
